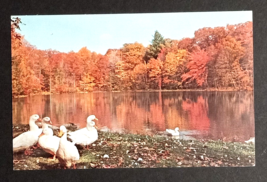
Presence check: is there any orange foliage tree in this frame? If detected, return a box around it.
[212,36,245,89]
[105,49,122,90]
[11,18,24,96]
[11,19,253,96]
[182,49,210,88]
[93,54,110,90]
[147,58,163,89]
[115,43,146,90]
[133,63,148,89]
[162,49,188,89]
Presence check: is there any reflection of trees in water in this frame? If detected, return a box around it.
[182,95,210,131]
[114,92,165,133]
[207,92,254,141]
[13,96,45,124]
[12,91,254,141]
[76,93,113,129]
[162,92,189,130]
[116,99,147,133]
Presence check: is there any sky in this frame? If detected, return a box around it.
[12,11,252,55]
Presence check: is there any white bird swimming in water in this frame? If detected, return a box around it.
[68,115,98,149]
[56,125,80,169]
[166,127,180,136]
[13,114,42,155]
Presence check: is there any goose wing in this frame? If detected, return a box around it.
[13,131,39,151]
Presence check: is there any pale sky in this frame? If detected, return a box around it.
[12,11,252,55]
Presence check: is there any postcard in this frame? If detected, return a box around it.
[11,11,254,170]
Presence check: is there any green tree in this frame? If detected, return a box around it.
[144,31,165,62]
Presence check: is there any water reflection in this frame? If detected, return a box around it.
[12,91,254,142]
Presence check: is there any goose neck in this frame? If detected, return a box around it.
[29,119,39,130]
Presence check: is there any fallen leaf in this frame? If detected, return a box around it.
[210,162,215,167]
[90,163,96,168]
[102,164,111,168]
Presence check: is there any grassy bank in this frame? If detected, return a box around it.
[13,125,255,170]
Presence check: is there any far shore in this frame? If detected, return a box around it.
[12,88,254,98]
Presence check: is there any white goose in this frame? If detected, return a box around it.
[68,115,98,149]
[56,126,80,169]
[166,127,180,136]
[13,114,42,155]
[38,117,60,161]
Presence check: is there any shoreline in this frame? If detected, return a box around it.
[12,89,254,98]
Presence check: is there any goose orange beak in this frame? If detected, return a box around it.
[94,118,98,121]
[39,132,45,138]
[58,130,64,137]
[36,118,42,122]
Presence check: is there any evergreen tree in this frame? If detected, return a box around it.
[144,31,165,62]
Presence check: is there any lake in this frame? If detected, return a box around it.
[12,91,254,142]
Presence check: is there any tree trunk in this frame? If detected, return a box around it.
[50,68,51,93]
[158,76,162,90]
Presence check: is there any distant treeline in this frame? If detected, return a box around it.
[11,17,253,96]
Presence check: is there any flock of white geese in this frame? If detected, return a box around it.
[13,114,182,169]
[13,114,98,169]
[13,114,255,169]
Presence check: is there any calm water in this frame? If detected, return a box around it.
[12,91,254,142]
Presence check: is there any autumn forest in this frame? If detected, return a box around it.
[11,18,253,97]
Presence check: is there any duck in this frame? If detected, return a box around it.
[56,125,80,169]
[166,127,180,136]
[29,114,42,132]
[68,115,98,149]
[38,117,60,161]
[13,114,42,155]
[39,117,53,136]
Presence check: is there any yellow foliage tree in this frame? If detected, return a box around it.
[147,58,163,89]
[162,49,188,88]
[115,42,146,90]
